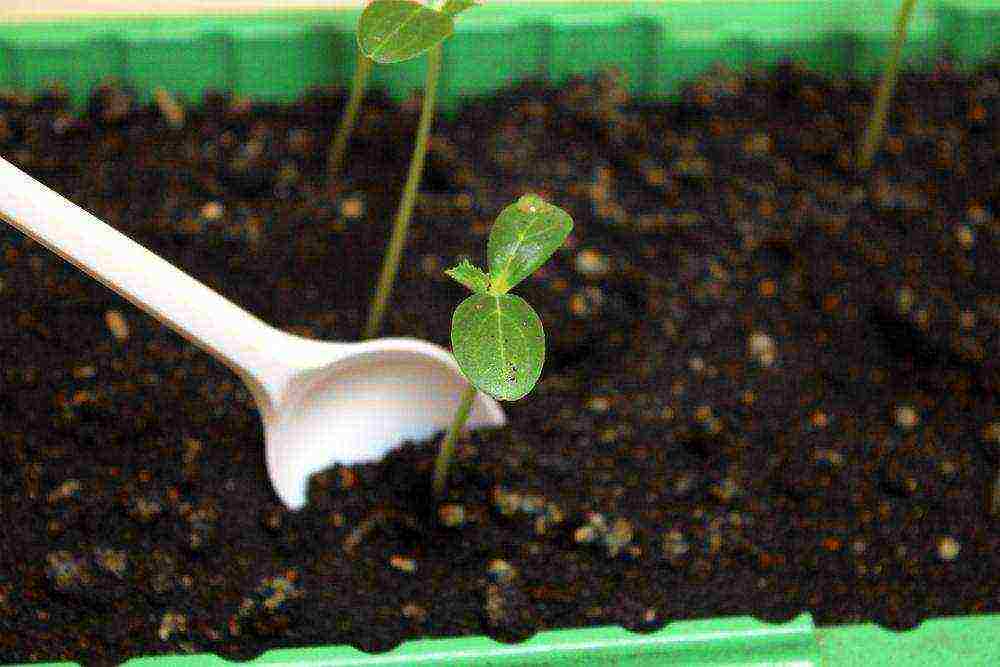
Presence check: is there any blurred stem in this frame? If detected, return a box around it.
[328,51,373,179]
[857,0,918,171]
[433,383,477,498]
[363,43,442,339]
[992,468,1000,517]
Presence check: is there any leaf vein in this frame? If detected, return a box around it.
[371,5,424,59]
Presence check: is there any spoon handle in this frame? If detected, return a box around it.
[0,155,288,398]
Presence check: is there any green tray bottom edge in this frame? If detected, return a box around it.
[14,612,1000,666]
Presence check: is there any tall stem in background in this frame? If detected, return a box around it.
[857,0,918,171]
[363,43,442,339]
[328,52,373,179]
[992,470,1000,517]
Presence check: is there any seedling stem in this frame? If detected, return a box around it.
[992,469,1000,517]
[328,52,373,179]
[857,0,918,171]
[363,43,442,339]
[433,383,477,497]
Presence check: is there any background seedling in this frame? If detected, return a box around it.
[857,0,918,171]
[331,0,474,177]
[433,195,574,496]
[357,0,479,339]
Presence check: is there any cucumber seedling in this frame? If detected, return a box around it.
[347,0,480,339]
[433,194,574,496]
[329,0,476,177]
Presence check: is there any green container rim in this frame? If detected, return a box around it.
[1,1,998,665]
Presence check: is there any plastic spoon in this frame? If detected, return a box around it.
[0,156,505,510]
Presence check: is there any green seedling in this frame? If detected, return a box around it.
[857,0,918,171]
[331,0,475,176]
[356,0,480,339]
[432,195,574,496]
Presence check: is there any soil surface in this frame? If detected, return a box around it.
[0,61,998,665]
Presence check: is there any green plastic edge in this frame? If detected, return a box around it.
[1,0,998,665]
[14,612,1000,666]
[0,0,997,114]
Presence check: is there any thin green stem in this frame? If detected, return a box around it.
[328,51,373,179]
[992,468,1000,517]
[363,43,442,339]
[433,383,477,498]
[857,0,918,171]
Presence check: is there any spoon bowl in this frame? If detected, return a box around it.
[262,336,503,509]
[0,156,505,510]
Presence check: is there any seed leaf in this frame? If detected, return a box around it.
[487,194,574,294]
[451,293,544,401]
[445,259,490,294]
[441,0,479,18]
[357,0,454,64]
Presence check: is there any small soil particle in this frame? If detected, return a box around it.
[340,196,365,219]
[126,494,165,524]
[437,503,466,528]
[894,405,920,430]
[46,479,82,504]
[937,537,961,562]
[104,309,130,341]
[487,560,517,585]
[389,555,418,574]
[158,612,188,642]
[747,331,778,367]
[229,572,304,638]
[573,513,638,559]
[575,248,610,276]
[401,603,427,622]
[45,551,90,595]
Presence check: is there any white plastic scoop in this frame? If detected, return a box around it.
[0,156,505,510]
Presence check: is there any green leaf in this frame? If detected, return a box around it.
[445,259,490,294]
[451,293,545,401]
[440,0,479,17]
[357,0,454,65]
[487,194,574,294]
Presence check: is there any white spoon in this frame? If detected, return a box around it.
[0,156,505,510]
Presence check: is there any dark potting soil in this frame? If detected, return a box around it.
[0,60,998,664]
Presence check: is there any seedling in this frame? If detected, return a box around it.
[857,0,918,170]
[433,195,574,496]
[332,0,476,176]
[353,0,480,339]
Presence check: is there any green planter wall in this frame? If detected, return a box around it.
[1,1,997,112]
[1,1,998,665]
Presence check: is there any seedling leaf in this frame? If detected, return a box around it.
[441,0,479,17]
[357,0,454,65]
[487,194,574,293]
[446,259,491,294]
[451,293,544,401]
